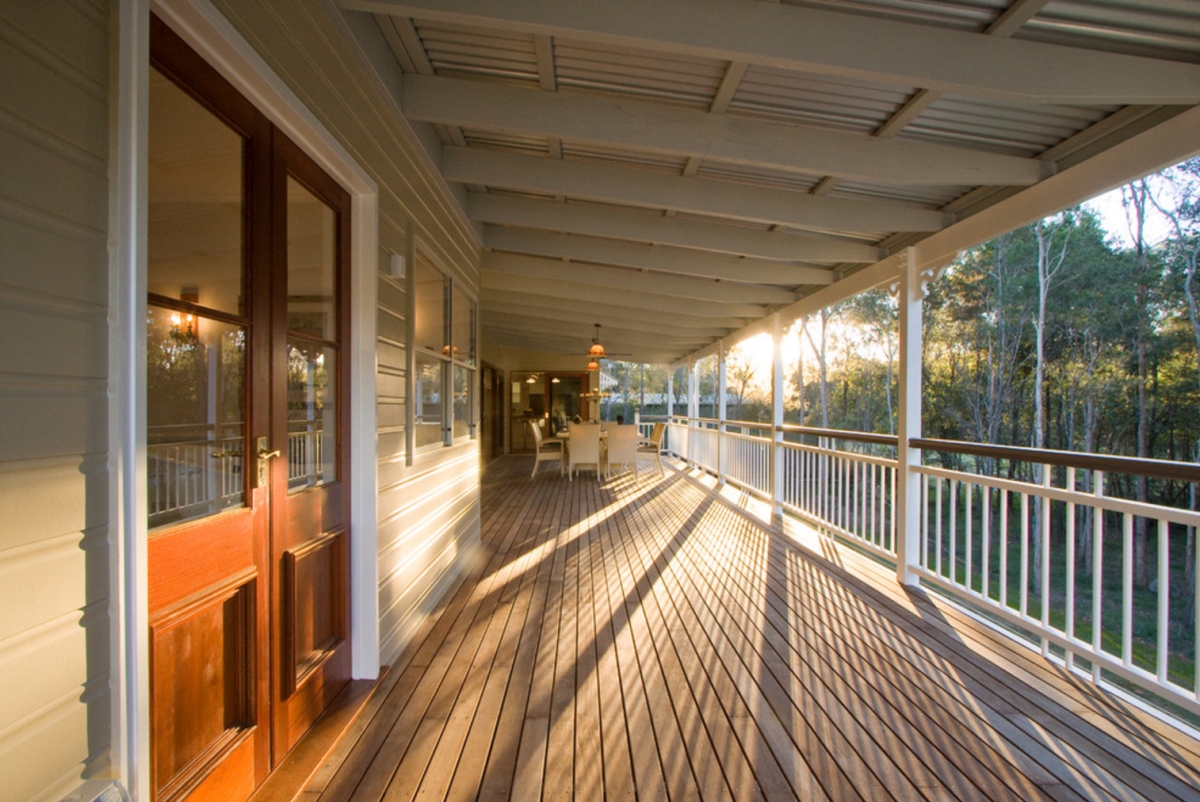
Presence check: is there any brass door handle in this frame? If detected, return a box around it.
[210,449,243,458]
[257,448,282,460]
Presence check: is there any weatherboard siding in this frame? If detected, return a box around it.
[0,0,113,800]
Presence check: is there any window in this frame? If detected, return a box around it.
[412,251,476,448]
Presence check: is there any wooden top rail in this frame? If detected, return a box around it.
[778,425,900,447]
[912,437,1200,483]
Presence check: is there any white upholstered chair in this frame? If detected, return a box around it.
[637,422,666,477]
[529,420,563,477]
[567,423,601,481]
[605,425,640,479]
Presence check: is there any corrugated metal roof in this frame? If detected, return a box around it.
[903,96,1120,157]
[414,22,540,83]
[361,0,1200,363]
[729,67,912,133]
[553,38,725,109]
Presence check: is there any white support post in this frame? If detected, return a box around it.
[896,247,924,586]
[689,360,698,466]
[772,313,785,521]
[667,371,674,419]
[717,340,728,486]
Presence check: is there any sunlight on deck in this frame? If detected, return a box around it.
[305,456,1200,801]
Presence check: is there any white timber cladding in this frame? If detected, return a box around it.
[0,1,113,800]
[205,0,482,667]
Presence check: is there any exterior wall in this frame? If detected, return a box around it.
[209,0,483,667]
[0,1,114,800]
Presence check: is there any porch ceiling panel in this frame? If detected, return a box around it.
[469,195,885,264]
[483,250,801,304]
[339,0,1200,364]
[482,288,755,331]
[483,227,837,287]
[483,301,735,340]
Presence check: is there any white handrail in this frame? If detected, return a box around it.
[661,416,1200,719]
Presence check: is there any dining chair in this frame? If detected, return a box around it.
[637,422,666,477]
[567,423,601,481]
[605,425,640,479]
[529,420,563,477]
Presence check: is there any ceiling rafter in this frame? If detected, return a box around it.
[483,251,800,303]
[484,300,735,339]
[343,0,1200,104]
[443,147,954,232]
[812,0,1056,199]
[480,271,768,318]
[403,74,1048,187]
[468,194,886,263]
[484,226,835,286]
[483,288,754,330]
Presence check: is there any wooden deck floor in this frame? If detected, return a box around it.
[303,456,1200,801]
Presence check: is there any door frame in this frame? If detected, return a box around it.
[112,1,380,797]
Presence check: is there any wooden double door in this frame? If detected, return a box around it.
[145,18,351,801]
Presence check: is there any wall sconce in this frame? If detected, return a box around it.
[169,311,198,343]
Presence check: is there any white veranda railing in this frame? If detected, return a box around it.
[663,417,1200,719]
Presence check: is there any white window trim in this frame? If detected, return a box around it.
[113,1,380,797]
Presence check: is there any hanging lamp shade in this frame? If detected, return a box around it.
[587,358,600,371]
[588,323,606,357]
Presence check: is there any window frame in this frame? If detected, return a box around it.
[409,247,477,452]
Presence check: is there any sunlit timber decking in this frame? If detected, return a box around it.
[302,456,1200,801]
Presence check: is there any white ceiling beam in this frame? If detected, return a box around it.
[484,226,836,287]
[483,251,799,304]
[483,318,710,350]
[480,274,767,318]
[484,301,734,339]
[468,194,885,263]
[342,0,1200,104]
[404,75,1048,186]
[484,289,752,330]
[443,148,952,233]
[483,329,684,362]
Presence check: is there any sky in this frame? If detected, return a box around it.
[1083,183,1175,250]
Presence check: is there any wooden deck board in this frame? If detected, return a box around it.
[310,457,1200,802]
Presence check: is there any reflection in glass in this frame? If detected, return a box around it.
[148,68,245,316]
[452,286,475,365]
[549,375,584,434]
[453,366,471,439]
[146,307,246,528]
[287,177,337,340]
[287,340,337,491]
[415,354,444,448]
[414,255,445,354]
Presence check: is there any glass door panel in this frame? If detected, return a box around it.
[148,67,245,317]
[146,309,246,528]
[286,177,339,488]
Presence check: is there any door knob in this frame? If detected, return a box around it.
[257,448,282,460]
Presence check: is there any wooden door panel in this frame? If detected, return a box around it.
[281,529,347,696]
[149,571,257,801]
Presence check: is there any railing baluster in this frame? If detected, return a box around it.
[1041,463,1052,658]
[935,478,943,577]
[1000,487,1009,610]
[1123,512,1133,669]
[1065,467,1076,672]
[950,479,958,585]
[1020,492,1029,618]
[966,480,974,593]
[1093,471,1104,683]
[1157,518,1169,684]
[982,485,991,602]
